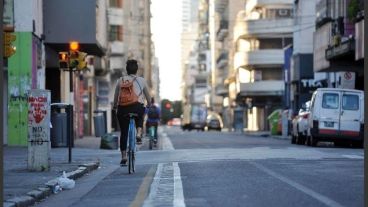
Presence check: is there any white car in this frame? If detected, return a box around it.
[306,88,364,147]
[291,101,310,145]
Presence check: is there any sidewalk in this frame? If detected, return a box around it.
[3,136,110,207]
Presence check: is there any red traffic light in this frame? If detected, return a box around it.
[165,103,171,109]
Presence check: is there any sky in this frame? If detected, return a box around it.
[151,0,182,101]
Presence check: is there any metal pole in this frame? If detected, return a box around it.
[0,0,4,202]
[364,2,368,205]
[68,67,73,163]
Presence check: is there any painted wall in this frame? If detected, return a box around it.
[8,32,32,146]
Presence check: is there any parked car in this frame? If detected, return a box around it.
[306,88,364,147]
[206,113,223,131]
[181,104,207,131]
[291,101,310,145]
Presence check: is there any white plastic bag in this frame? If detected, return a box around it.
[57,171,75,190]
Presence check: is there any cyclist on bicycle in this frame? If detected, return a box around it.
[113,59,151,166]
[146,97,161,143]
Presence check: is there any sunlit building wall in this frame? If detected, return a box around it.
[233,0,293,131]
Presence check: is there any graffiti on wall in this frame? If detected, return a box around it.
[28,90,50,146]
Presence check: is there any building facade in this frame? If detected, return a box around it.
[313,0,364,90]
[232,0,294,131]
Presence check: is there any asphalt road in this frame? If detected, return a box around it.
[35,126,363,207]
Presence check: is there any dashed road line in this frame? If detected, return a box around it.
[143,162,186,207]
[250,162,345,207]
[341,155,363,159]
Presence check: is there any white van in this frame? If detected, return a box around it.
[307,88,364,147]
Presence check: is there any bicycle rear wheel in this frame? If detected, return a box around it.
[128,150,132,174]
[149,138,153,150]
[132,152,135,172]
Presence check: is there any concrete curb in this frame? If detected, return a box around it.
[4,161,100,207]
[244,132,291,140]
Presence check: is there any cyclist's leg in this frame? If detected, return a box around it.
[134,103,145,144]
[154,122,158,140]
[117,107,129,164]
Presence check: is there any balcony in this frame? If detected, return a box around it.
[234,49,284,68]
[216,51,228,69]
[215,0,228,13]
[245,0,293,14]
[325,38,355,60]
[216,20,228,41]
[43,0,107,56]
[239,80,284,97]
[234,18,293,40]
[215,84,229,96]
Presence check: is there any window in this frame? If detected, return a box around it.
[322,93,339,109]
[109,25,123,41]
[342,94,359,110]
[110,0,123,8]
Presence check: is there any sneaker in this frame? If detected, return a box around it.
[120,159,127,166]
[136,136,142,145]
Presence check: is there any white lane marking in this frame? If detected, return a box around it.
[173,162,186,207]
[250,162,345,207]
[143,163,186,207]
[342,155,363,159]
[161,133,175,150]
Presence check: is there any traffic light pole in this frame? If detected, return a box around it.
[0,0,4,203]
[68,67,74,163]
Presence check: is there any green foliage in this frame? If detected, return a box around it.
[347,0,360,21]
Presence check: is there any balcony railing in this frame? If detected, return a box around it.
[234,49,284,68]
[239,80,284,97]
[325,38,355,60]
[245,0,293,14]
[234,18,293,40]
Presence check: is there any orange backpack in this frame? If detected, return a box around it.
[118,77,142,106]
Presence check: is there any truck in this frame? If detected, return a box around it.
[181,104,207,131]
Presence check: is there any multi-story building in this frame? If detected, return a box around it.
[181,0,199,104]
[109,0,154,131]
[195,0,211,105]
[313,0,364,90]
[209,0,228,115]
[289,0,328,114]
[232,0,294,131]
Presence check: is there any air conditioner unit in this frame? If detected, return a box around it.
[277,9,289,16]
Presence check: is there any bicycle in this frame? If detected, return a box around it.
[126,113,137,174]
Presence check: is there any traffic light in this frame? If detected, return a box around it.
[4,32,16,58]
[165,102,172,109]
[69,51,87,70]
[69,51,79,68]
[58,52,69,68]
[76,51,87,70]
[69,41,79,51]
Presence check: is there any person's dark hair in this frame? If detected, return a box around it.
[126,59,138,75]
